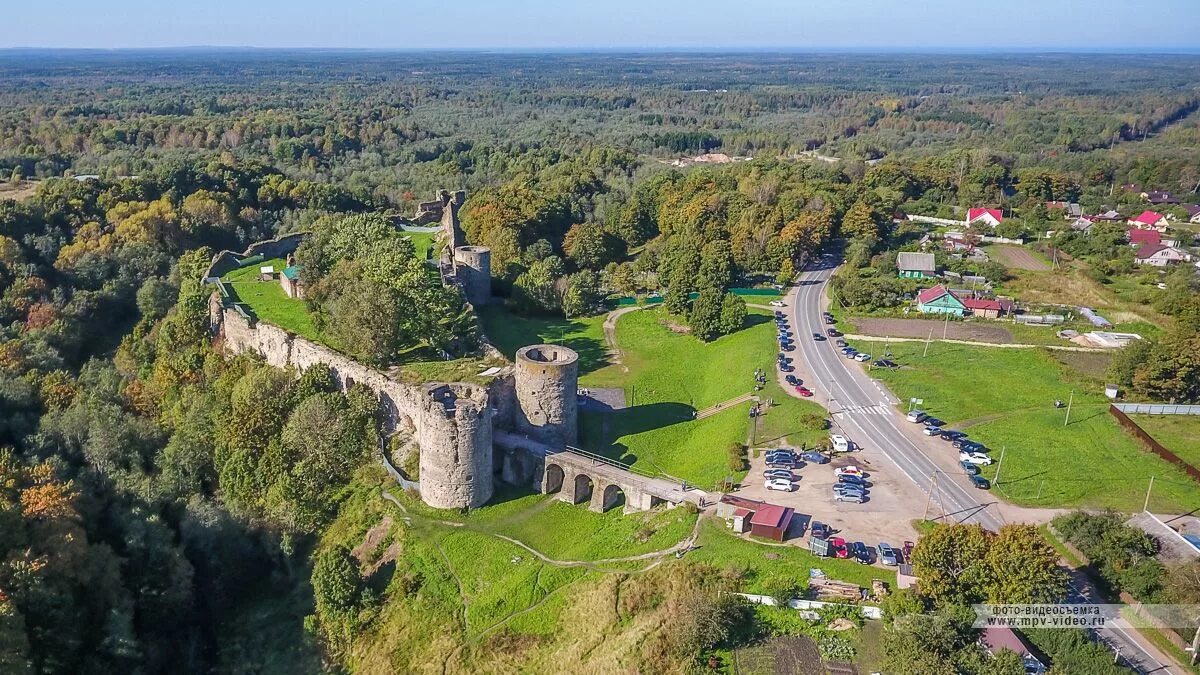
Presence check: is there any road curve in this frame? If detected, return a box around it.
[788,252,1176,674]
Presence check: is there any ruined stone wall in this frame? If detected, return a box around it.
[513,344,579,447]
[453,246,491,306]
[202,232,309,279]
[212,297,496,509]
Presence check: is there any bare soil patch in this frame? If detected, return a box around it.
[852,317,1014,344]
[0,181,38,202]
[989,245,1050,271]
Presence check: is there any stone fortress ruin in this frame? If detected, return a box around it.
[205,191,692,512]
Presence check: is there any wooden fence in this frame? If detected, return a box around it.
[1109,405,1200,484]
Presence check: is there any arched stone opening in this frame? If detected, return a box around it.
[573,473,594,505]
[544,464,564,494]
[601,484,626,512]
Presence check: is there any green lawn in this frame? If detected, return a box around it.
[1130,415,1200,469]
[689,519,895,593]
[403,231,440,260]
[865,341,1200,512]
[478,306,610,375]
[222,257,342,348]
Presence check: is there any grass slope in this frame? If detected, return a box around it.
[865,341,1200,512]
[222,257,340,348]
[1130,415,1200,469]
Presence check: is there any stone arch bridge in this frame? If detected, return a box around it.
[493,431,705,513]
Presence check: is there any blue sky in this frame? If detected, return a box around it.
[4,0,1199,50]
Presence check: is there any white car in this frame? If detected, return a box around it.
[769,300,787,307]
[765,478,796,492]
[923,426,941,436]
[830,434,851,452]
[834,466,864,478]
[854,353,871,362]
[959,452,993,466]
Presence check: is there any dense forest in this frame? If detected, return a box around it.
[2,51,1200,673]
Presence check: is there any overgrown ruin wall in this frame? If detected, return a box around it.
[210,295,496,509]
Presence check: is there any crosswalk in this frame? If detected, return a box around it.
[835,404,892,416]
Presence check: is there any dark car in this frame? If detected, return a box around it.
[957,440,987,453]
[826,328,842,337]
[837,474,868,487]
[969,474,991,490]
[832,484,865,497]
[777,354,792,363]
[801,451,830,464]
[824,316,836,324]
[785,375,800,386]
[779,363,795,373]
[940,430,967,442]
[852,542,873,565]
[774,311,786,319]
[810,521,831,539]
[840,346,855,355]
[812,332,826,341]
[872,359,897,368]
[959,460,980,476]
[835,339,847,348]
[766,458,796,469]
[924,417,945,428]
[781,343,795,352]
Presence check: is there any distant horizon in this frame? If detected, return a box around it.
[5,0,1198,52]
[4,46,1200,56]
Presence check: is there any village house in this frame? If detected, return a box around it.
[966,207,1003,228]
[1183,204,1200,224]
[1128,210,1169,231]
[1069,217,1094,233]
[916,285,967,316]
[896,251,937,278]
[980,626,1047,674]
[1134,243,1193,267]
[279,254,305,299]
[1142,190,1180,205]
[715,495,793,542]
[1127,228,1162,247]
[962,297,1003,319]
[1091,209,1125,223]
[1046,201,1082,219]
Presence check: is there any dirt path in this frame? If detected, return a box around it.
[603,306,643,372]
[843,332,1106,353]
[694,392,758,420]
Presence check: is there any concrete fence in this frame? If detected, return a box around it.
[905,215,961,226]
[736,593,883,619]
[1114,403,1200,416]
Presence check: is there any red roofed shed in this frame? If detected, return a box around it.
[962,297,1003,319]
[749,504,794,541]
[1127,228,1162,246]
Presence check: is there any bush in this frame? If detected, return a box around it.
[725,443,747,472]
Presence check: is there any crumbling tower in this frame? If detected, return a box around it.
[514,344,579,447]
[418,383,494,509]
[453,245,491,306]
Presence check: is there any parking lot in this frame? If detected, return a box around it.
[732,446,923,554]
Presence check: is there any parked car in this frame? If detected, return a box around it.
[812,332,826,341]
[781,344,795,352]
[829,537,849,558]
[785,375,800,386]
[795,386,813,397]
[763,469,796,481]
[970,474,991,490]
[922,425,941,436]
[955,440,987,453]
[826,328,842,337]
[924,417,945,428]
[959,452,993,466]
[873,359,898,368]
[801,451,830,464]
[834,492,865,504]
[837,474,868,487]
[834,465,863,477]
[940,430,967,442]
[853,542,873,565]
[774,311,785,319]
[765,478,795,492]
[830,435,850,453]
[824,316,837,324]
[810,521,831,539]
[766,458,796,469]
[844,350,860,359]
[779,363,795,373]
[765,448,795,459]
[959,460,980,476]
[779,329,793,338]
[769,300,786,307]
[906,410,927,424]
[854,353,871,362]
[832,484,865,497]
[878,542,899,566]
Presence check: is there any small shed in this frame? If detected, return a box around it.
[731,508,752,534]
[280,264,305,299]
[750,504,794,542]
[259,265,276,281]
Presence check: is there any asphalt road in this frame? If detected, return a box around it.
[789,253,1177,674]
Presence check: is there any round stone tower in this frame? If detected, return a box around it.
[453,245,491,306]
[418,383,494,509]
[514,344,579,448]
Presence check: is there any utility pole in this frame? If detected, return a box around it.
[943,311,950,339]
[1063,390,1074,427]
[923,326,935,357]
[993,446,1007,487]
[1143,476,1155,513]
[923,472,939,521]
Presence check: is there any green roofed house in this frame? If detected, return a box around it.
[897,252,937,278]
[916,285,966,316]
[280,264,305,299]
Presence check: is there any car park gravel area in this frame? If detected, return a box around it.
[850,317,1016,344]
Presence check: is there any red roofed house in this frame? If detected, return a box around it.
[1128,210,1169,231]
[1135,244,1193,267]
[962,297,1004,319]
[749,503,794,541]
[966,207,1004,228]
[980,626,1046,674]
[1126,228,1162,247]
[917,285,967,316]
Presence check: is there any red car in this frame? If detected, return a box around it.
[829,537,849,559]
[795,386,813,397]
